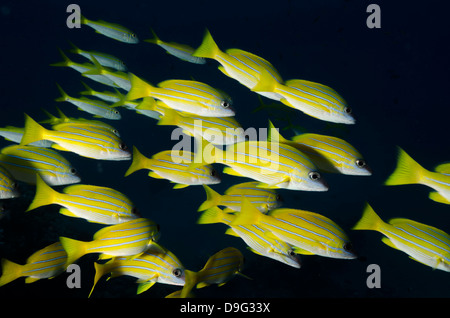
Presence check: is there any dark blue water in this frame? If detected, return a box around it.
[0,0,449,300]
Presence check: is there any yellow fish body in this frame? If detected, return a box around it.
[385,147,450,204]
[126,73,235,117]
[198,207,301,268]
[157,106,246,145]
[125,146,220,189]
[252,69,355,124]
[353,204,450,272]
[194,137,328,191]
[181,247,248,297]
[27,175,139,224]
[0,144,80,186]
[59,218,159,266]
[198,182,282,213]
[20,114,131,161]
[0,242,67,286]
[268,121,371,175]
[193,29,283,101]
[232,199,357,259]
[89,242,185,297]
[41,107,121,137]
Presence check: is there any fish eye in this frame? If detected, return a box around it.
[12,182,18,189]
[221,100,230,108]
[343,242,353,252]
[308,171,321,181]
[119,143,128,150]
[172,268,183,277]
[114,110,119,114]
[288,249,296,257]
[275,194,281,201]
[355,159,366,168]
[344,106,352,114]
[70,168,77,175]
[210,169,216,177]
[131,33,136,38]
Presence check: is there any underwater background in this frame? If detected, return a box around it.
[0,0,449,298]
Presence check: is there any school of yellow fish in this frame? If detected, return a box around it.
[0,14,449,298]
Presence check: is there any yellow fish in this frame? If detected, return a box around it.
[145,28,206,64]
[125,146,220,189]
[268,121,371,175]
[252,68,355,124]
[80,15,139,43]
[181,247,249,297]
[59,218,160,266]
[126,73,235,117]
[20,114,131,161]
[232,199,357,259]
[198,182,282,213]
[198,207,301,268]
[0,144,80,186]
[353,203,450,272]
[41,107,121,137]
[26,175,139,224]
[193,29,284,101]
[89,242,186,297]
[385,147,450,204]
[193,137,328,191]
[0,242,67,286]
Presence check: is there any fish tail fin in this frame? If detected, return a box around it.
[193,29,220,59]
[144,28,160,45]
[54,83,71,102]
[197,185,222,211]
[81,55,104,76]
[190,136,222,169]
[197,206,225,224]
[352,203,385,231]
[124,146,148,177]
[180,270,199,298]
[267,119,289,144]
[0,259,23,287]
[20,114,48,146]
[39,108,58,124]
[50,48,73,67]
[26,175,58,212]
[59,237,86,266]
[135,97,158,111]
[79,14,89,25]
[384,147,425,186]
[231,198,262,226]
[80,81,94,95]
[251,68,278,92]
[89,262,106,298]
[126,73,154,101]
[157,107,180,126]
[67,40,82,55]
